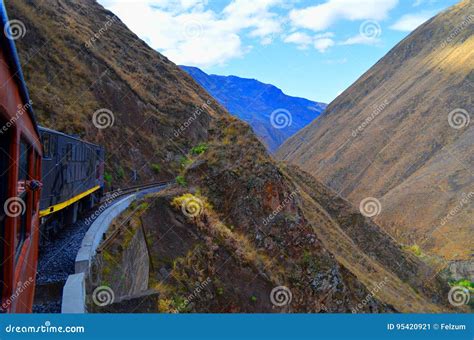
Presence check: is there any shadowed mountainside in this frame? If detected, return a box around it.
[181,66,326,153]
[277,0,474,262]
[94,122,452,313]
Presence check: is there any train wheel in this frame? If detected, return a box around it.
[64,202,79,226]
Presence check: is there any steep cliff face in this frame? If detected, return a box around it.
[98,117,452,313]
[7,0,227,187]
[277,0,474,261]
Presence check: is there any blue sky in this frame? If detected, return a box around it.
[98,0,459,103]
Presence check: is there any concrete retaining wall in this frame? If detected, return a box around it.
[61,194,136,313]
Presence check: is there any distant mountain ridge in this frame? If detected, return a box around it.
[181,66,326,152]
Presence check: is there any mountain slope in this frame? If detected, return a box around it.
[95,120,450,312]
[181,66,326,152]
[7,0,226,188]
[277,0,474,261]
[8,0,453,313]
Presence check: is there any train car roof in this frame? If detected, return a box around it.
[0,1,39,136]
[38,125,103,149]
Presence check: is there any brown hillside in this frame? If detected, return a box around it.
[7,0,227,187]
[93,119,452,313]
[277,0,474,261]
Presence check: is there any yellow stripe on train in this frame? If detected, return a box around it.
[39,185,101,217]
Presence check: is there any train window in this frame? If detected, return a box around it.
[31,153,37,215]
[16,140,29,255]
[66,143,72,161]
[42,133,51,158]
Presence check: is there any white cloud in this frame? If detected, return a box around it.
[389,11,435,31]
[413,0,439,7]
[323,58,348,64]
[314,37,335,52]
[289,0,398,31]
[284,31,335,52]
[98,0,282,67]
[283,32,313,49]
[340,34,380,46]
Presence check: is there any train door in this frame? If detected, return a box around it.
[0,115,41,312]
[0,118,11,310]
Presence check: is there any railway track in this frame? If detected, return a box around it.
[33,181,171,313]
[103,181,169,202]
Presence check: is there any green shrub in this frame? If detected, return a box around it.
[104,172,112,186]
[176,175,187,187]
[179,156,192,168]
[151,163,161,174]
[403,244,422,257]
[451,279,474,290]
[191,143,208,155]
[117,166,125,179]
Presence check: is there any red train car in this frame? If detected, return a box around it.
[0,3,42,313]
